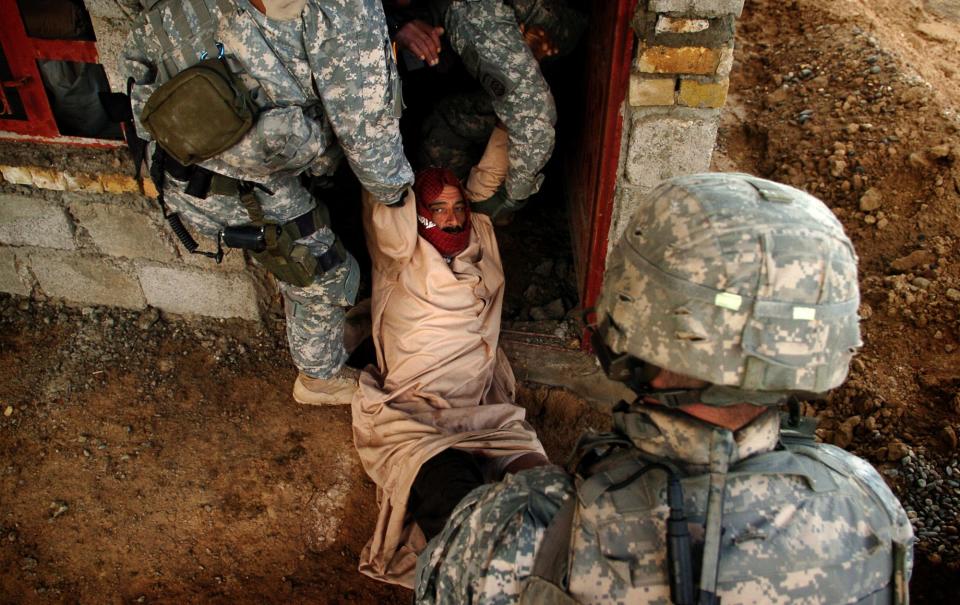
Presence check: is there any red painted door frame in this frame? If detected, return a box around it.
[567,0,637,346]
[0,0,118,147]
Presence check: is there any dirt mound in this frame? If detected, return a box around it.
[719,0,960,593]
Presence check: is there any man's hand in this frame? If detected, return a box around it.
[519,24,558,62]
[395,19,444,67]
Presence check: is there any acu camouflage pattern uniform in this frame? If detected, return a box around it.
[124,0,412,378]
[412,0,584,200]
[416,174,914,604]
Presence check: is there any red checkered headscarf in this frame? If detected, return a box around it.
[413,167,471,258]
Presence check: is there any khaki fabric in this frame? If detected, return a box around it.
[353,185,544,588]
[464,125,509,201]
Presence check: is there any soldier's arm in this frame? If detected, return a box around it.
[121,32,160,142]
[445,0,556,203]
[310,0,413,205]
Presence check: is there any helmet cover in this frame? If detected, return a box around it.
[596,173,861,402]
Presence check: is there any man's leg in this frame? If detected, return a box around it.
[409,448,485,541]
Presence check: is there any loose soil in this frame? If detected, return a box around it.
[3,0,960,602]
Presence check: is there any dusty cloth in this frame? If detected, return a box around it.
[352,167,544,587]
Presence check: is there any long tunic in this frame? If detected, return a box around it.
[352,178,544,587]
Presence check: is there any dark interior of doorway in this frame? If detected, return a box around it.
[334,1,595,368]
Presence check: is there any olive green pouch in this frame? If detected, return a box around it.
[140,58,256,166]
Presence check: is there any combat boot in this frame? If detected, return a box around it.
[293,367,360,405]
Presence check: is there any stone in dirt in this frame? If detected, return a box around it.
[859,187,883,211]
[915,22,960,44]
[137,307,160,330]
[835,415,861,448]
[543,298,566,320]
[887,441,910,461]
[941,425,958,451]
[890,249,936,272]
[946,288,960,302]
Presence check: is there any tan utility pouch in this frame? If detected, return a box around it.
[140,58,255,166]
[249,224,317,288]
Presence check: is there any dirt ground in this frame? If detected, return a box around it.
[718,0,960,597]
[3,0,960,602]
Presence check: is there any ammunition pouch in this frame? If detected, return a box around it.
[225,203,347,288]
[140,57,256,166]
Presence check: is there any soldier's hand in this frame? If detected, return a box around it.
[395,20,444,67]
[519,24,559,62]
[471,185,527,222]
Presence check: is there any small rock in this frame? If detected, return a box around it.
[529,306,548,321]
[946,288,960,302]
[137,308,161,330]
[888,442,910,461]
[835,415,861,448]
[766,87,788,105]
[3,406,12,417]
[543,299,566,320]
[533,260,554,277]
[19,557,37,571]
[941,426,958,451]
[929,144,952,160]
[908,152,931,169]
[859,188,883,212]
[49,501,69,519]
[911,277,931,289]
[890,250,936,272]
[18,300,29,312]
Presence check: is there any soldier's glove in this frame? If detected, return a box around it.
[471,184,527,221]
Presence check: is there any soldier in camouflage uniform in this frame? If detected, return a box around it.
[386,0,584,220]
[416,173,915,604]
[124,0,413,404]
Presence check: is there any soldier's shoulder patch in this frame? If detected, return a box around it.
[478,59,516,100]
[459,46,516,100]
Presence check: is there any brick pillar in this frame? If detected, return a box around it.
[610,0,743,248]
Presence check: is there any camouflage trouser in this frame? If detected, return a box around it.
[162,172,359,379]
[443,0,557,200]
[415,465,573,604]
[418,91,498,180]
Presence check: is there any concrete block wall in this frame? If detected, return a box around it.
[0,4,266,322]
[0,165,262,321]
[610,0,743,248]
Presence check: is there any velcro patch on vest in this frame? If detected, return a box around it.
[460,47,516,100]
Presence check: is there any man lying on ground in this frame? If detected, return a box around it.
[351,127,548,587]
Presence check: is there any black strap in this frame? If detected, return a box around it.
[316,238,346,272]
[529,495,576,588]
[149,147,223,263]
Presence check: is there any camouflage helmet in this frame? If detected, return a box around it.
[595,173,861,405]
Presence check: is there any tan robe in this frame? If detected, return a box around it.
[352,129,543,588]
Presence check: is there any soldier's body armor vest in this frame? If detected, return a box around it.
[521,419,911,605]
